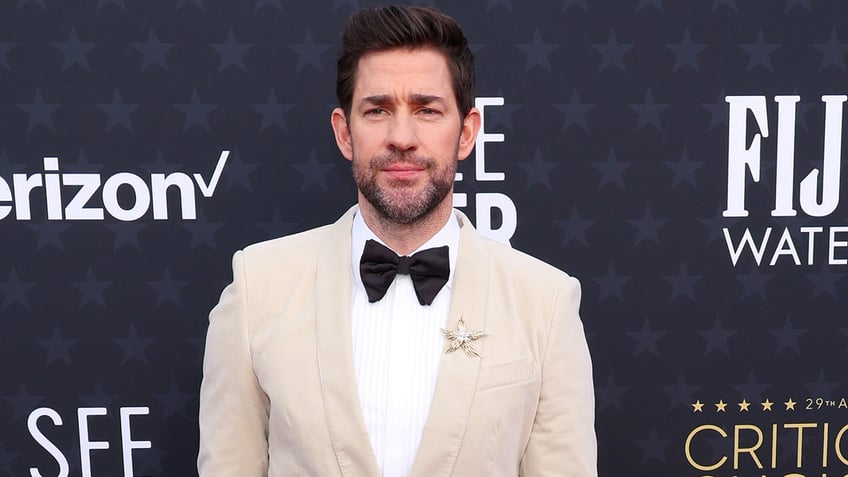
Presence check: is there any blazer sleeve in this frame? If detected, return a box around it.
[197,250,271,476]
[519,276,597,477]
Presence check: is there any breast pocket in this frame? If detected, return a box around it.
[475,358,536,393]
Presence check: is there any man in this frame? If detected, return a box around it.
[198,5,596,476]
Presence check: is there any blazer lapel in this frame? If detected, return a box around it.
[315,207,381,477]
[410,211,490,477]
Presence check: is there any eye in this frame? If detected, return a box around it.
[365,108,386,116]
[418,107,441,116]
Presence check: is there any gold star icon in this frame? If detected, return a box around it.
[738,399,750,412]
[692,400,704,412]
[761,399,773,411]
[785,398,796,411]
[716,400,727,412]
[441,318,485,358]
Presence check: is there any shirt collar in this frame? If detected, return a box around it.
[351,205,460,290]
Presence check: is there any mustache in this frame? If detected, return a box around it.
[369,151,433,169]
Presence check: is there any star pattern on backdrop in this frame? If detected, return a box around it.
[626,319,666,357]
[0,444,20,476]
[37,325,79,365]
[259,207,299,239]
[154,381,195,419]
[737,266,773,300]
[2,385,46,421]
[141,148,183,174]
[175,89,217,132]
[147,269,188,307]
[732,372,770,403]
[593,263,630,302]
[292,150,335,191]
[287,29,331,72]
[17,88,61,132]
[592,29,633,72]
[516,29,558,72]
[107,222,145,250]
[53,27,96,71]
[1,268,35,310]
[699,318,738,356]
[554,206,594,247]
[596,375,629,412]
[665,148,704,187]
[27,222,71,250]
[182,210,223,250]
[253,90,294,132]
[554,90,595,131]
[0,147,25,174]
[132,29,175,71]
[485,93,519,130]
[700,208,739,244]
[0,42,16,70]
[629,90,668,131]
[591,148,631,189]
[662,262,702,301]
[637,0,664,13]
[96,90,139,132]
[702,89,729,130]
[561,0,589,12]
[769,316,806,354]
[71,267,112,308]
[114,325,154,365]
[79,382,120,408]
[663,375,700,410]
[785,0,811,12]
[627,206,667,246]
[222,149,258,191]
[667,30,706,71]
[516,149,558,190]
[741,29,780,71]
[792,101,816,130]
[636,428,671,464]
[814,29,848,71]
[802,371,839,399]
[806,265,845,299]
[64,149,104,172]
[211,29,252,71]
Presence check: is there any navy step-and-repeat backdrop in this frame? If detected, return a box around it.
[2,0,848,475]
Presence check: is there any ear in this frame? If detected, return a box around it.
[331,107,353,161]
[457,107,481,162]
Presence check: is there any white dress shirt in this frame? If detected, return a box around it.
[350,209,459,477]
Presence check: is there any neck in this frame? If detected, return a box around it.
[357,196,453,256]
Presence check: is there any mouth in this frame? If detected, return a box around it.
[381,163,425,180]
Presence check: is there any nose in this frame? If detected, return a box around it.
[386,113,418,152]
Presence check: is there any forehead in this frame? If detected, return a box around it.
[353,48,454,100]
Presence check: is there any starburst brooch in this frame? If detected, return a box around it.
[441,318,486,358]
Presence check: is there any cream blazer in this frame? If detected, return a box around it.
[198,207,597,476]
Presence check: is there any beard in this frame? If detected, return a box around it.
[352,149,457,225]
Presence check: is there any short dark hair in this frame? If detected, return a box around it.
[336,5,476,118]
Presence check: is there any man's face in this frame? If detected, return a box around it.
[331,48,479,225]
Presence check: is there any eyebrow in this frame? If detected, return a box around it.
[358,94,447,108]
[409,94,446,105]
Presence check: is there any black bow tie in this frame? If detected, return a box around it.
[359,239,450,306]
